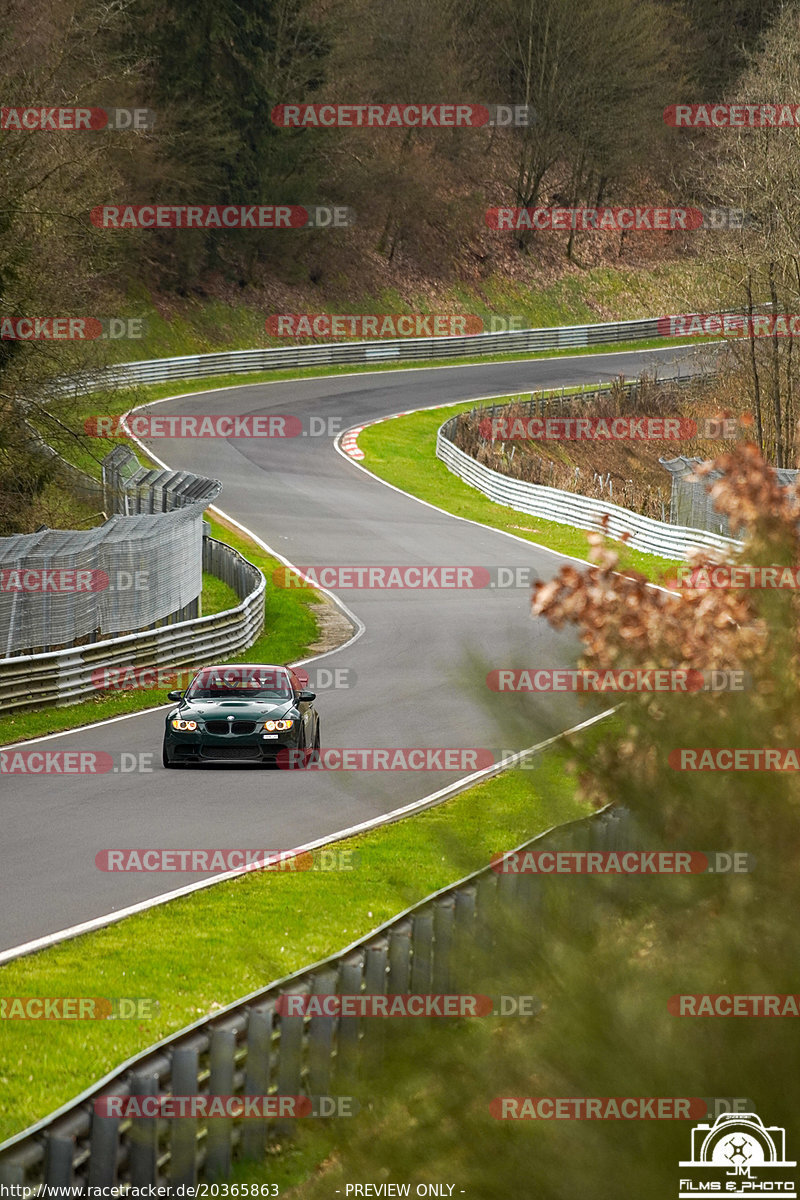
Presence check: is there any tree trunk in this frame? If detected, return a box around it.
[745,275,764,453]
[769,263,783,466]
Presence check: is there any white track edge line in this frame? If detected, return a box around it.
[0,352,686,949]
[0,707,614,966]
[334,397,683,596]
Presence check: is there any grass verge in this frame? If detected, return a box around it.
[8,335,690,744]
[357,400,683,584]
[55,260,723,365]
[0,713,609,1142]
[0,514,324,747]
[201,570,240,616]
[32,335,712,481]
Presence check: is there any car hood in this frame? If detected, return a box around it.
[177,699,295,721]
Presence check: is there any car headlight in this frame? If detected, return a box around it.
[264,719,294,731]
[171,719,198,731]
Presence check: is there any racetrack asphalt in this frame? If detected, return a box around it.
[0,345,711,952]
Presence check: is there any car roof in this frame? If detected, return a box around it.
[199,667,289,676]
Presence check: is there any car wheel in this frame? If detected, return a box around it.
[310,722,321,765]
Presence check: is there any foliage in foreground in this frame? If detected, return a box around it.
[283,440,800,1196]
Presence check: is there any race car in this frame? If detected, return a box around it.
[161,663,320,767]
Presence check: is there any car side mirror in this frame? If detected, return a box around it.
[298,689,316,702]
[167,690,183,701]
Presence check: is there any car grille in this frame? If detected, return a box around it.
[200,745,261,761]
[205,720,257,735]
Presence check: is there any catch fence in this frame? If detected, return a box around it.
[0,449,221,657]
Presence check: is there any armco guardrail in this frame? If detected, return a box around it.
[437,414,739,560]
[0,805,631,1188]
[55,316,703,393]
[0,537,265,713]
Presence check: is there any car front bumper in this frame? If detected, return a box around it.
[164,728,301,764]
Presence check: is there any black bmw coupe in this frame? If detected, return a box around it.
[162,663,320,767]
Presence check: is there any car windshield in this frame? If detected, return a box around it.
[185,670,293,701]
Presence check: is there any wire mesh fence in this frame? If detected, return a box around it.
[0,448,221,657]
[659,456,799,536]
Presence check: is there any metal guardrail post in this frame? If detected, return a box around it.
[452,886,477,992]
[240,1003,275,1162]
[170,1041,201,1186]
[308,970,337,1098]
[522,867,545,932]
[43,1133,74,1188]
[128,1070,159,1186]
[205,1024,237,1181]
[410,911,434,993]
[604,808,624,852]
[362,938,389,1065]
[336,953,365,1084]
[432,896,455,994]
[387,920,412,994]
[496,861,522,908]
[474,872,498,953]
[276,986,308,1135]
[87,1094,122,1188]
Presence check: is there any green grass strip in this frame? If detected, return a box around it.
[0,731,595,1141]
[31,335,708,478]
[200,570,240,616]
[357,400,682,583]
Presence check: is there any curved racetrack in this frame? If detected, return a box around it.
[0,346,707,952]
